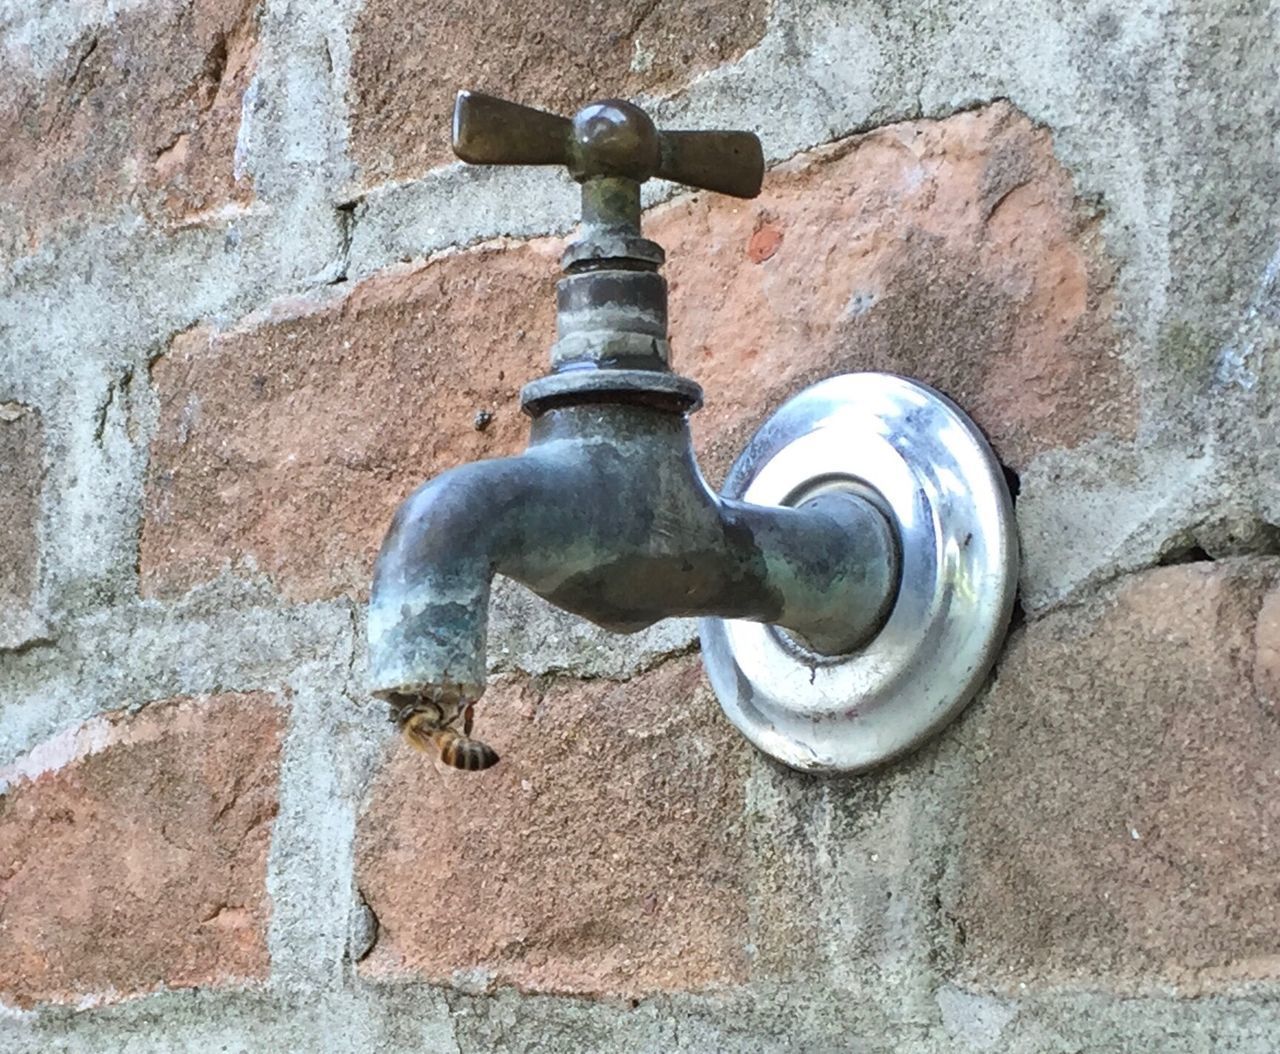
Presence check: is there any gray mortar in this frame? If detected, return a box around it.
[7,981,1280,1053]
[0,579,358,760]
[346,163,580,278]
[1015,437,1217,615]
[3,0,1280,1047]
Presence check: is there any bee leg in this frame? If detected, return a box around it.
[385,692,417,727]
[463,702,475,737]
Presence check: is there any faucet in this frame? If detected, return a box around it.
[368,92,1019,774]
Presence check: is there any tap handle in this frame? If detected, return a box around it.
[451,92,573,167]
[452,90,764,199]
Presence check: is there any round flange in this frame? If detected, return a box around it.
[521,369,703,416]
[699,372,1019,773]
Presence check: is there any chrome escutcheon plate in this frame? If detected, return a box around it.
[699,372,1019,773]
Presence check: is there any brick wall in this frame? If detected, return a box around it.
[2,1,1278,1051]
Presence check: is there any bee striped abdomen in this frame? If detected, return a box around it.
[434,729,500,771]
[398,705,500,772]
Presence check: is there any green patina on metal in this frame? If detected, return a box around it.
[367,92,900,718]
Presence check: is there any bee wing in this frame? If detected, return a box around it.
[400,718,439,755]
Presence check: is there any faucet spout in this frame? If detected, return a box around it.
[368,403,900,706]
[368,92,901,721]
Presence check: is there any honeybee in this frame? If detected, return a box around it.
[388,695,499,772]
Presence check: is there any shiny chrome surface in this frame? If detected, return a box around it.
[699,373,1020,774]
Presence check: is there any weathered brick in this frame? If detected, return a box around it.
[0,0,257,256]
[354,656,751,995]
[656,101,1135,478]
[0,403,44,648]
[1256,579,1280,715]
[143,104,1131,601]
[0,693,284,1008]
[348,0,767,184]
[141,241,558,600]
[950,560,1280,993]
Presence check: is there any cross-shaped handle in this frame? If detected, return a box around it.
[452,91,764,200]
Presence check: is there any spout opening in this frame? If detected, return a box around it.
[372,681,484,706]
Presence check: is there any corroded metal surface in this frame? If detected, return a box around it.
[452,91,763,197]
[368,92,901,746]
[451,92,571,167]
[369,404,900,703]
[449,93,766,412]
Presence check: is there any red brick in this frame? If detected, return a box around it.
[654,101,1135,477]
[141,241,558,601]
[0,403,43,648]
[354,656,751,995]
[0,693,284,1008]
[950,560,1280,993]
[349,0,767,185]
[0,0,257,255]
[1256,580,1280,715]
